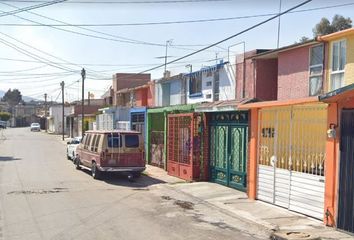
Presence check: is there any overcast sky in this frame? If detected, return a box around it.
[1,0,354,102]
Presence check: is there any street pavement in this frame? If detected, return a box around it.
[0,128,264,240]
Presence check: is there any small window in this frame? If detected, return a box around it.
[309,44,324,96]
[189,73,202,95]
[206,81,212,87]
[107,134,122,148]
[94,135,101,152]
[85,134,92,150]
[90,135,97,151]
[125,135,139,148]
[331,40,346,90]
[206,94,212,99]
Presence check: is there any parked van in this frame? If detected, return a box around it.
[74,130,145,180]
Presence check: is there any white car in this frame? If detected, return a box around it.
[30,123,40,132]
[66,137,82,160]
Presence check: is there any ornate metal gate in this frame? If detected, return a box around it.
[257,104,327,219]
[167,113,202,181]
[209,111,248,191]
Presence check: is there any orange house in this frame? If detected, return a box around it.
[239,28,354,233]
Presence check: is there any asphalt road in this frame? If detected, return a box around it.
[0,128,262,240]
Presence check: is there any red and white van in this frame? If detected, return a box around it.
[74,130,145,180]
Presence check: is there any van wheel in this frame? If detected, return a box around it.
[91,162,101,180]
[75,158,81,170]
[67,150,70,160]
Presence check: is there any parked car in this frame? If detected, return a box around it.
[66,137,82,160]
[0,120,6,129]
[74,130,145,180]
[30,123,40,132]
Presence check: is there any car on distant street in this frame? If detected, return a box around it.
[30,123,41,132]
[74,130,145,180]
[66,137,82,160]
[0,120,6,129]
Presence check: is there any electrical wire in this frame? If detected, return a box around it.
[0,0,67,18]
[0,32,109,79]
[0,64,48,73]
[1,2,353,27]
[0,0,230,4]
[88,0,313,80]
[0,36,79,72]
[0,1,220,53]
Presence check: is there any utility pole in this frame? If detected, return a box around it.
[277,0,282,48]
[60,81,65,141]
[88,91,90,106]
[44,93,47,132]
[81,68,86,136]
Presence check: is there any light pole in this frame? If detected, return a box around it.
[185,64,192,96]
[277,0,282,48]
[164,39,173,76]
[81,68,86,136]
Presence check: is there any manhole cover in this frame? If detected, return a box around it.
[286,232,311,238]
[271,231,320,240]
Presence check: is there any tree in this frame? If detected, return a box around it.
[0,112,11,121]
[2,89,22,107]
[298,36,310,43]
[313,17,333,36]
[313,15,352,36]
[332,14,352,32]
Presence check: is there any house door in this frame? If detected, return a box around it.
[210,125,248,191]
[337,109,354,233]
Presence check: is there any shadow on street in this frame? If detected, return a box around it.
[80,168,166,188]
[0,156,21,161]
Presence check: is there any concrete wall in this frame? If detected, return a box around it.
[112,73,150,106]
[155,79,183,107]
[236,56,277,101]
[277,46,311,100]
[255,58,278,101]
[186,63,235,104]
[48,105,71,134]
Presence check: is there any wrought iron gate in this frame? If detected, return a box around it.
[337,109,354,233]
[209,112,248,191]
[257,105,327,219]
[167,113,202,181]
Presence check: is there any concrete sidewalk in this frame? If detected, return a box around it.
[145,165,354,240]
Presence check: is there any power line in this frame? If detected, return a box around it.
[0,0,230,4]
[0,31,110,79]
[0,64,48,73]
[88,0,313,80]
[0,2,164,47]
[0,2,219,53]
[1,2,354,27]
[0,0,67,18]
[0,37,79,72]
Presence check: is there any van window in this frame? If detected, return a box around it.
[107,134,122,148]
[125,135,139,148]
[94,135,101,152]
[85,134,92,150]
[90,135,97,151]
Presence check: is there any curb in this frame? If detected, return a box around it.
[164,184,275,238]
